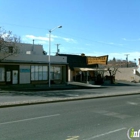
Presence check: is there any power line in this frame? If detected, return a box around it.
[0,22,49,30]
[0,22,140,51]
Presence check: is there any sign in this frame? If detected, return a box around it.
[127,127,140,139]
[20,69,30,73]
[87,55,108,65]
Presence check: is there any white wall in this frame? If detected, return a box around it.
[19,65,30,84]
[68,67,74,82]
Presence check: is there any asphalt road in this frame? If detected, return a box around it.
[1,85,140,105]
[0,94,140,140]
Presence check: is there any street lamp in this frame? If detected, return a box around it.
[48,25,62,87]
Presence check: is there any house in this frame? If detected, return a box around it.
[0,43,67,85]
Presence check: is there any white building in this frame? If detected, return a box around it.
[0,43,67,85]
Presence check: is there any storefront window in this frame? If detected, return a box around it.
[50,66,54,80]
[42,66,47,80]
[31,66,34,80]
[34,66,38,80]
[38,66,43,80]
[0,67,5,81]
[31,65,48,81]
[50,66,62,80]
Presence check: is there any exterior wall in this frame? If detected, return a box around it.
[70,70,74,82]
[68,67,73,82]
[0,43,67,85]
[19,65,30,84]
[104,67,140,82]
[17,43,44,55]
[62,66,67,83]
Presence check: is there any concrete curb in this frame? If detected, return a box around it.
[0,91,140,108]
[0,86,107,92]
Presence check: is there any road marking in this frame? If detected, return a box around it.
[0,114,60,125]
[104,112,131,119]
[85,127,126,140]
[94,110,131,119]
[66,136,79,140]
[127,101,138,105]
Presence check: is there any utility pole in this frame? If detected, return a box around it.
[32,39,34,52]
[125,54,129,67]
[55,44,60,55]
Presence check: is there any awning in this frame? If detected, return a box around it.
[74,67,108,71]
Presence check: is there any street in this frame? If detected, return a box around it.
[0,94,140,140]
[1,84,140,106]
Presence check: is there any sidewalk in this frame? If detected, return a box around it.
[0,82,101,91]
[0,81,140,108]
[0,84,77,91]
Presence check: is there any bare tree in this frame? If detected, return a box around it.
[0,27,21,61]
[105,58,121,84]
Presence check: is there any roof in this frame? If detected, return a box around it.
[58,54,98,70]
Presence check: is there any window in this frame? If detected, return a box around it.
[0,67,5,81]
[42,66,47,80]
[34,66,38,80]
[31,65,48,81]
[26,51,31,54]
[38,66,43,80]
[31,66,34,80]
[50,66,62,80]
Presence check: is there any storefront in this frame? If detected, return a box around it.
[0,63,67,85]
[0,43,67,85]
[58,54,108,84]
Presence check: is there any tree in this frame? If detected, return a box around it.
[113,57,116,62]
[106,59,121,84]
[0,27,21,61]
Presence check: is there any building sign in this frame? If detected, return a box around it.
[87,55,108,65]
[20,69,30,73]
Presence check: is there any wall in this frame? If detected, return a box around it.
[17,43,44,55]
[68,67,74,82]
[19,65,30,84]
[104,67,140,82]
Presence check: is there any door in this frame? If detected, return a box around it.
[12,70,18,84]
[6,71,11,84]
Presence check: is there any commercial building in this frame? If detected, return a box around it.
[58,54,108,84]
[0,43,67,85]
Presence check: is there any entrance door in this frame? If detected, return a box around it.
[12,70,18,84]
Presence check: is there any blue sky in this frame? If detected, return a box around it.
[1,0,140,62]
